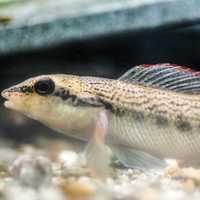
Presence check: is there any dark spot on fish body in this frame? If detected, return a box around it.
[54,91,59,96]
[155,115,169,127]
[54,88,70,100]
[20,86,34,93]
[131,111,144,121]
[100,100,115,113]
[8,87,21,93]
[70,95,77,103]
[114,108,126,117]
[54,87,104,107]
[175,115,192,132]
[147,105,157,113]
[99,98,145,120]
[75,97,103,107]
[98,99,125,116]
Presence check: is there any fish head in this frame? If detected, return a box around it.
[1,74,102,129]
[1,76,45,115]
[2,75,68,115]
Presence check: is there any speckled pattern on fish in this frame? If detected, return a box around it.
[2,63,200,174]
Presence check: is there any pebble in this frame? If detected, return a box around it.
[58,150,79,169]
[54,177,96,199]
[9,155,52,188]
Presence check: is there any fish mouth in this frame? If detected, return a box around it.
[1,89,9,99]
[1,86,21,99]
[1,89,15,109]
[3,100,15,109]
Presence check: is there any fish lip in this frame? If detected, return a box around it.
[1,86,22,100]
[3,100,11,108]
[1,86,18,99]
[1,89,10,99]
[1,89,13,108]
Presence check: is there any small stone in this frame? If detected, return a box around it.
[58,150,79,169]
[5,186,37,200]
[140,188,158,200]
[4,184,65,200]
[39,186,65,200]
[10,155,52,188]
[54,177,96,199]
[127,169,133,175]
[0,146,18,167]
[56,150,90,177]
[0,16,12,25]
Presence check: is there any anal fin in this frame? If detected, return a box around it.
[111,145,167,171]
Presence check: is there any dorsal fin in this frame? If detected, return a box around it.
[119,63,200,94]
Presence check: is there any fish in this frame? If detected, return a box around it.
[2,63,200,175]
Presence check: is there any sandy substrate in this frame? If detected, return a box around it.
[0,137,199,200]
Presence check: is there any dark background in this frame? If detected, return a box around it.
[1,29,200,90]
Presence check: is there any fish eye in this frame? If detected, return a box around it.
[34,78,55,95]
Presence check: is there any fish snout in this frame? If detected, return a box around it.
[1,86,21,99]
[1,88,10,99]
[1,87,23,109]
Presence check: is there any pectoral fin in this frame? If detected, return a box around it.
[111,145,167,170]
[85,137,110,177]
[84,110,111,177]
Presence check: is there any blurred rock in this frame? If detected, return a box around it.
[0,145,18,167]
[165,163,200,188]
[10,155,52,188]
[58,150,80,169]
[4,184,65,200]
[54,177,96,200]
[39,186,65,200]
[55,150,90,177]
[4,186,38,200]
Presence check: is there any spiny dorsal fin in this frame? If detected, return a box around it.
[119,63,200,94]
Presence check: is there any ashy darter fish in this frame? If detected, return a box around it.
[2,63,200,175]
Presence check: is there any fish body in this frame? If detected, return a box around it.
[2,64,200,171]
[106,82,200,161]
[81,76,200,166]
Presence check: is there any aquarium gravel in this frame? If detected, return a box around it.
[0,138,198,200]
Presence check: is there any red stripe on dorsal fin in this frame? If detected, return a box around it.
[119,63,200,94]
[140,63,200,76]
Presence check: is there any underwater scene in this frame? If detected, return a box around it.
[1,0,200,200]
